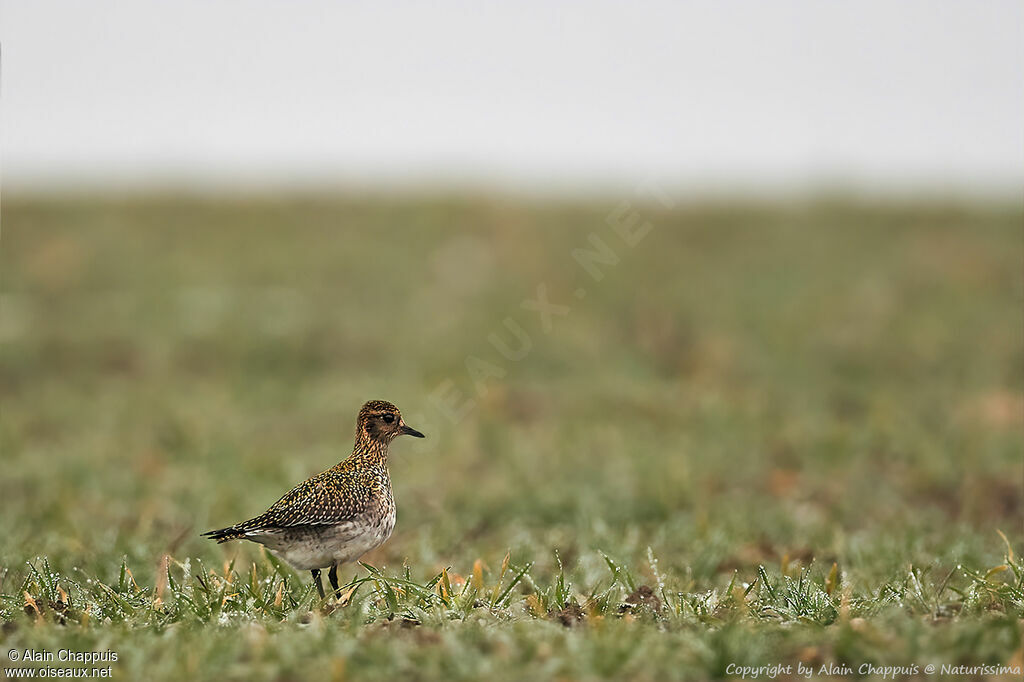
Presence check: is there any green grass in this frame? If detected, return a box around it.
[1,195,1021,680]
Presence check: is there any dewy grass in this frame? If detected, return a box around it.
[9,546,1021,626]
[5,546,1022,679]
[1,196,1021,680]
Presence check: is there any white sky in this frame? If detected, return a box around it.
[1,1,1022,194]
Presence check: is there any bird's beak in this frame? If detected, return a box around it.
[399,422,425,438]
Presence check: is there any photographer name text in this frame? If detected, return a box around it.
[725,661,1022,679]
[8,651,116,665]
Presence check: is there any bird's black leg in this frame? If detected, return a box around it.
[328,564,340,597]
[311,569,326,600]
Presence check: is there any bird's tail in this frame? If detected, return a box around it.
[201,525,247,544]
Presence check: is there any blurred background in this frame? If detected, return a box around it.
[1,1,1021,590]
[3,1,1023,194]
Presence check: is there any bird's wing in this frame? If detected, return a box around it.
[235,469,372,532]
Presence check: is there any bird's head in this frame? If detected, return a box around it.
[356,400,425,445]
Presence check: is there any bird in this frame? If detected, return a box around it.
[202,400,425,600]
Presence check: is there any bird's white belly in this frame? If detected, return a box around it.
[253,508,396,571]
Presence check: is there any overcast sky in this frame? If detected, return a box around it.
[2,1,1022,194]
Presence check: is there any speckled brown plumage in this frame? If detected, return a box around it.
[202,400,424,599]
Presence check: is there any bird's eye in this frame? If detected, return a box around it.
[382,414,395,424]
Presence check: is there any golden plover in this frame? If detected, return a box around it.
[202,400,424,599]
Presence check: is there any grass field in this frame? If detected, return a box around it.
[1,195,1021,680]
